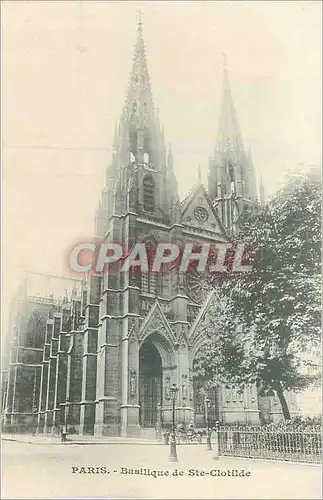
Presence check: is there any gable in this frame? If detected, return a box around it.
[188,289,215,344]
[181,185,227,238]
[136,301,177,346]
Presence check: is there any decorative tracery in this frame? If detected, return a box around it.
[140,273,157,294]
[186,269,210,304]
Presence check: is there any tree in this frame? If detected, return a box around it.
[193,290,246,387]
[195,169,321,420]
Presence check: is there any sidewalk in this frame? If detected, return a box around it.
[2,433,321,468]
[2,437,321,500]
[1,432,163,446]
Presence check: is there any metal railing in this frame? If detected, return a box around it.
[218,425,322,463]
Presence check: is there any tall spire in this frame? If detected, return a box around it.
[167,142,179,201]
[112,122,118,152]
[208,56,245,202]
[124,11,155,125]
[208,56,258,230]
[117,12,160,166]
[246,145,258,201]
[217,54,243,157]
[259,174,265,205]
[197,164,202,184]
[106,15,175,223]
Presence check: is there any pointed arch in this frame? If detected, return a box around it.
[189,333,209,368]
[140,331,176,368]
[188,289,215,346]
[136,301,177,348]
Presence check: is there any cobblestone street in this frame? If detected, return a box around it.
[2,439,321,499]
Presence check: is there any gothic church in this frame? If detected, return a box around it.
[2,19,298,436]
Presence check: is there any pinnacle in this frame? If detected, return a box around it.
[197,164,202,184]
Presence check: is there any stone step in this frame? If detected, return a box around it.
[140,427,158,440]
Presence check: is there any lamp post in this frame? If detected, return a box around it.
[32,405,37,436]
[156,403,161,440]
[213,421,220,460]
[168,383,179,462]
[204,397,212,450]
[160,402,163,431]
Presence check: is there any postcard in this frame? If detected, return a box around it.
[1,1,321,499]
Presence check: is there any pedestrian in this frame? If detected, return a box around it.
[61,424,67,443]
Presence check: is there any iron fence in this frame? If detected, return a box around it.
[218,425,322,463]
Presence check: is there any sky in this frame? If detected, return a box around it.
[1,1,322,331]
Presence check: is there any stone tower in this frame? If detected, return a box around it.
[90,21,260,437]
[95,17,178,238]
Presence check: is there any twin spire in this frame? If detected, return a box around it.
[124,11,155,128]
[217,53,244,158]
[119,14,258,202]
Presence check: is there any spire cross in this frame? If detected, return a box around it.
[138,10,143,34]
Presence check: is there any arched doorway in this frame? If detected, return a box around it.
[139,340,162,428]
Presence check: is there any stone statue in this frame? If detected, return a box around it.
[182,376,188,400]
[130,370,136,397]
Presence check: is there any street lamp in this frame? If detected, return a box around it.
[168,383,179,462]
[32,405,37,436]
[156,403,161,440]
[205,397,212,450]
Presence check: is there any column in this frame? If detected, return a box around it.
[79,327,97,435]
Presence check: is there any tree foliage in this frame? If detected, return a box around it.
[194,169,322,419]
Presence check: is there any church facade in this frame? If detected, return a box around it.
[2,20,298,436]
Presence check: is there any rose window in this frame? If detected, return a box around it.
[194,206,208,222]
[186,269,210,304]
